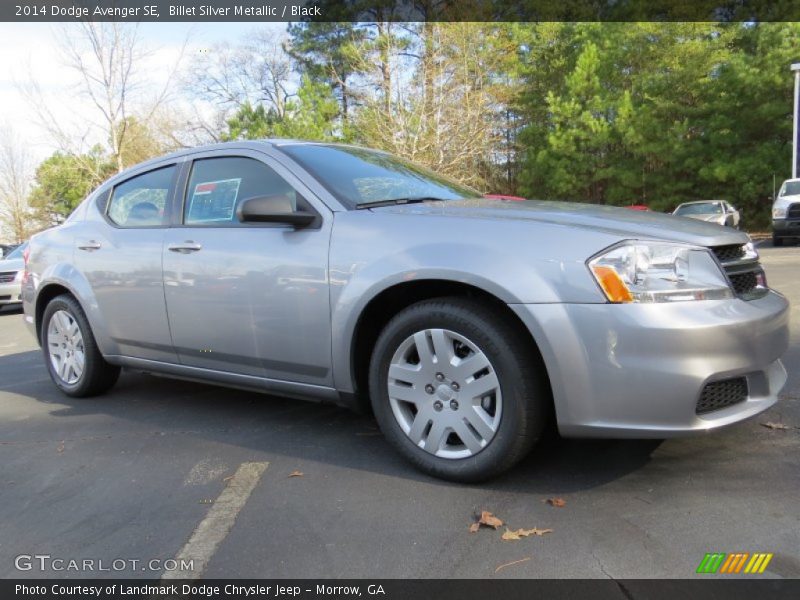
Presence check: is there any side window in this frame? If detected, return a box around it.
[107,166,174,227]
[184,157,300,226]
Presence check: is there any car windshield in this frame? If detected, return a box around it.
[781,181,800,196]
[3,242,27,260]
[675,202,723,215]
[278,144,481,208]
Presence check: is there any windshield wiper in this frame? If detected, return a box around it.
[355,196,451,209]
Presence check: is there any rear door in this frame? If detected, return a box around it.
[73,162,180,362]
[162,149,333,386]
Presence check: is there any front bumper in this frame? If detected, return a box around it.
[772,219,800,238]
[0,280,22,306]
[510,290,789,438]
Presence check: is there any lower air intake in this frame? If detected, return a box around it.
[696,377,748,415]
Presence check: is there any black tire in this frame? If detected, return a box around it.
[41,294,120,397]
[772,236,783,247]
[368,297,549,482]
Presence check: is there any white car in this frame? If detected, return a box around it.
[673,200,740,228]
[0,242,26,309]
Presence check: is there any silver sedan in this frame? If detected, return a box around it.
[673,200,741,228]
[22,141,788,481]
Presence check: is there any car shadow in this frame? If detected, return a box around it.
[0,347,665,493]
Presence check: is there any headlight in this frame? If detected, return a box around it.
[13,270,23,283]
[588,241,733,303]
[772,207,786,219]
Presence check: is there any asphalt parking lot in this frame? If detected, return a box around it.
[0,244,798,581]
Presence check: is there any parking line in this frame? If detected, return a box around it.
[162,461,269,580]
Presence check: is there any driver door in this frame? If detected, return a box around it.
[162,150,333,386]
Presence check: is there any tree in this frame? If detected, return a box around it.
[224,102,281,141]
[0,126,35,242]
[287,19,367,121]
[350,23,510,190]
[275,76,340,141]
[515,22,799,227]
[28,148,114,225]
[22,22,184,174]
[185,29,294,118]
[223,76,340,142]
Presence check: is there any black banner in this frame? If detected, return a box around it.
[3,0,800,23]
[4,579,800,600]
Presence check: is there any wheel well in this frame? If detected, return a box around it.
[350,280,552,412]
[35,284,72,343]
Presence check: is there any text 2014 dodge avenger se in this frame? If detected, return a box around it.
[22,141,789,481]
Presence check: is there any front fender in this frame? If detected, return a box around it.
[328,212,608,393]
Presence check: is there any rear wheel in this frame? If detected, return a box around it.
[368,297,549,482]
[42,294,120,397]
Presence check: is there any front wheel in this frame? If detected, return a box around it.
[41,294,120,397]
[773,236,784,247]
[368,297,549,482]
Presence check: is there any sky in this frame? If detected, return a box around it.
[0,22,288,163]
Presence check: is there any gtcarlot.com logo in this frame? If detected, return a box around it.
[696,552,773,574]
[14,554,194,573]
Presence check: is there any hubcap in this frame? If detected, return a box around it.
[387,328,502,459]
[47,310,85,385]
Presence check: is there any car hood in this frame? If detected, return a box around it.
[774,194,800,208]
[0,258,23,272]
[369,198,748,247]
[678,213,726,223]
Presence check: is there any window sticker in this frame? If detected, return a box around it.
[187,178,242,223]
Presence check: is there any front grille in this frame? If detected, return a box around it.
[696,377,748,414]
[787,203,800,219]
[709,243,764,299]
[0,271,16,283]
[712,244,745,264]
[0,295,10,301]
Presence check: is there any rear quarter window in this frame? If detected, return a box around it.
[107,166,175,227]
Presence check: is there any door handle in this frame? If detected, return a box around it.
[167,241,203,253]
[77,240,101,251]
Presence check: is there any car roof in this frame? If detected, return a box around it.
[132,139,369,165]
[676,200,726,206]
[108,139,380,183]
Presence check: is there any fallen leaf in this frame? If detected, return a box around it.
[477,510,504,530]
[288,470,304,478]
[223,475,234,482]
[468,523,480,533]
[501,527,553,541]
[761,422,790,430]
[56,441,65,454]
[494,557,532,573]
[524,527,553,537]
[546,497,566,508]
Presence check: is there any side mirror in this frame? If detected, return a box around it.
[236,195,316,228]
